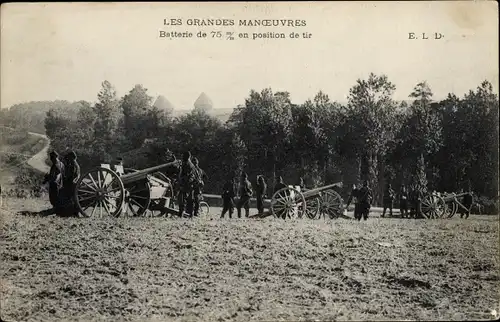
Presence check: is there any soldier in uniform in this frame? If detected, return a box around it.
[191,157,208,217]
[42,151,65,215]
[409,183,425,219]
[381,183,395,217]
[221,177,236,219]
[237,172,253,218]
[177,151,197,218]
[256,175,267,217]
[357,180,372,221]
[399,184,409,218]
[62,151,81,216]
[346,184,360,220]
[459,190,474,219]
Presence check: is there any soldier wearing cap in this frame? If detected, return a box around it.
[221,177,236,219]
[237,172,253,218]
[381,183,395,218]
[42,151,65,214]
[346,184,360,220]
[191,157,208,217]
[256,175,267,216]
[357,180,372,221]
[178,151,197,217]
[399,184,409,218]
[62,151,81,216]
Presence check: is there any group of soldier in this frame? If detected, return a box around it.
[220,174,299,219]
[42,150,81,216]
[41,147,475,220]
[176,151,208,218]
[346,180,474,220]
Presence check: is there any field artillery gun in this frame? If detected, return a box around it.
[270,182,344,219]
[73,161,207,218]
[418,191,473,219]
[440,192,473,218]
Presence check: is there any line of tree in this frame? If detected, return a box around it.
[39,76,498,213]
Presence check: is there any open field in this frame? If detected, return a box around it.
[1,198,499,322]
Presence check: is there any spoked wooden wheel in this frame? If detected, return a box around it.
[305,197,320,219]
[445,201,458,218]
[123,179,151,217]
[320,190,344,219]
[270,187,306,219]
[421,194,446,219]
[74,167,125,218]
[199,201,210,217]
[121,168,151,217]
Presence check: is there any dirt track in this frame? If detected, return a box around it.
[26,132,50,173]
[1,198,499,321]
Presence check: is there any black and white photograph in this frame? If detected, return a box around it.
[1,1,499,321]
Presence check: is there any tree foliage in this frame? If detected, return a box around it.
[17,77,495,213]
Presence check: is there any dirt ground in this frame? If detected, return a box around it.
[1,198,499,322]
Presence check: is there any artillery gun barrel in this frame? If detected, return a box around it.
[120,160,180,185]
[441,192,470,202]
[302,182,343,198]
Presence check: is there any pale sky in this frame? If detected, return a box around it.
[1,1,498,110]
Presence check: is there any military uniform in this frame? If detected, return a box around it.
[256,176,267,216]
[460,192,474,219]
[382,185,395,217]
[61,152,81,216]
[399,186,409,218]
[346,185,360,220]
[192,158,207,217]
[43,152,65,214]
[237,175,253,218]
[357,183,372,221]
[221,180,235,218]
[178,152,197,217]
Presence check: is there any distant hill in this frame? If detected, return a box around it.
[0,100,86,134]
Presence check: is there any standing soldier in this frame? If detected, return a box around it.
[459,189,474,219]
[357,180,372,221]
[42,151,65,215]
[381,183,395,217]
[178,151,196,218]
[221,177,235,219]
[346,184,360,220]
[62,151,81,216]
[399,184,409,218]
[237,172,253,218]
[191,157,208,217]
[256,175,267,217]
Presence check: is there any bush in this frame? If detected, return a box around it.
[476,196,499,215]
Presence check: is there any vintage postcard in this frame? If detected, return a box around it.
[1,1,498,321]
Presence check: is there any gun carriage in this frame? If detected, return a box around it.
[441,192,473,218]
[270,182,344,219]
[73,161,209,218]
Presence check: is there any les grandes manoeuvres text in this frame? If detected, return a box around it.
[164,18,307,27]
